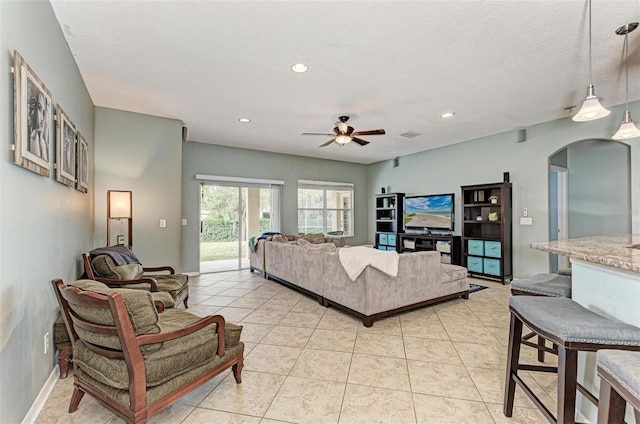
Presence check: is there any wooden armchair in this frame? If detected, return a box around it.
[52,279,243,424]
[82,250,189,308]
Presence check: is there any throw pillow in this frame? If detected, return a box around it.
[296,238,311,246]
[92,255,144,280]
[273,234,289,243]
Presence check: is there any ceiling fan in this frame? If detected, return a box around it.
[302,116,385,147]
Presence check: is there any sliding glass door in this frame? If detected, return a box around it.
[200,181,280,273]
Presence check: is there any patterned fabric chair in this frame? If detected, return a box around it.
[82,249,189,309]
[52,279,243,424]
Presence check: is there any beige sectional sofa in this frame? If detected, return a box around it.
[249,236,469,326]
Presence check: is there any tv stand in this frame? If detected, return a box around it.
[399,234,461,265]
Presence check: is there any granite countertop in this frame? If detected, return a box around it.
[530,234,640,274]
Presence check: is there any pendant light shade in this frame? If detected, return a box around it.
[573,0,610,122]
[612,23,640,140]
[573,87,611,121]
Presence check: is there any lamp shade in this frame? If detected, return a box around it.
[572,95,611,122]
[335,135,351,145]
[107,190,132,219]
[612,112,640,140]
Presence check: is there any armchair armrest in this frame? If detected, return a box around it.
[137,315,226,358]
[93,276,159,292]
[143,266,175,275]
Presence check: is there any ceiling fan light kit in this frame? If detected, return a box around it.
[573,0,610,122]
[302,115,385,147]
[611,22,640,141]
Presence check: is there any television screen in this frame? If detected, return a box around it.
[404,194,454,231]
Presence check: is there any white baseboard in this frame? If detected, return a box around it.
[22,365,59,424]
[184,271,200,277]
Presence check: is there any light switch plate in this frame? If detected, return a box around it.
[520,217,533,225]
[182,219,187,226]
[160,219,167,228]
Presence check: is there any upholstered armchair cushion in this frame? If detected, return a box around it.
[153,274,189,297]
[92,255,144,280]
[68,280,160,351]
[73,308,243,390]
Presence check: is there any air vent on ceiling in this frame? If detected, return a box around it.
[400,131,421,139]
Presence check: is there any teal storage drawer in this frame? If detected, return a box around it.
[378,245,387,251]
[467,256,483,273]
[484,241,502,258]
[468,240,484,256]
[483,258,501,276]
[379,234,388,245]
[387,234,396,246]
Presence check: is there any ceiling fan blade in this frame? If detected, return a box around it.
[352,129,385,136]
[351,137,370,146]
[302,132,335,136]
[319,137,336,147]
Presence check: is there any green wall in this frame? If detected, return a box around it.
[367,102,639,278]
[0,1,94,422]
[181,142,369,273]
[94,108,183,269]
[567,140,631,238]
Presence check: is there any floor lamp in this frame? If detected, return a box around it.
[107,190,132,248]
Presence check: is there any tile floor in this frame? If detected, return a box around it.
[36,270,561,424]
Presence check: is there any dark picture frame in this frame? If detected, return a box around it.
[76,132,89,193]
[13,51,53,177]
[55,104,76,187]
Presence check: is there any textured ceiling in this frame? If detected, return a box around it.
[50,0,640,164]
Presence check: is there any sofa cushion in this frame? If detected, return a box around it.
[439,264,468,284]
[300,233,326,244]
[325,235,346,247]
[92,255,144,280]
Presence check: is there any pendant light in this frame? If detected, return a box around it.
[573,0,611,121]
[612,23,640,140]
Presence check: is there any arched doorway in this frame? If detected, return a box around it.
[548,139,631,273]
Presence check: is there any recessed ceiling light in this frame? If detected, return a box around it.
[440,112,455,119]
[238,118,251,123]
[290,63,309,73]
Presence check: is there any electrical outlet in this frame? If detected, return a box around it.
[182,219,187,226]
[160,219,167,228]
[44,332,50,355]
[523,208,528,217]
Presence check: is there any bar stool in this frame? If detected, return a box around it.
[511,273,572,362]
[597,350,640,423]
[504,296,640,424]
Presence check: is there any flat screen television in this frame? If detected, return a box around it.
[404,193,455,232]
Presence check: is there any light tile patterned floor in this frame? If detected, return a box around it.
[36,271,559,423]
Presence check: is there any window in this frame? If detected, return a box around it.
[298,180,353,236]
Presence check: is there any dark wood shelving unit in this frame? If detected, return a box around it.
[461,182,512,284]
[374,192,404,252]
[399,233,462,265]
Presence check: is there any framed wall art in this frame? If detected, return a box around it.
[13,50,53,177]
[76,132,89,193]
[55,104,76,187]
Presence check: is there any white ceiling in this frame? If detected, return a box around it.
[50,0,640,164]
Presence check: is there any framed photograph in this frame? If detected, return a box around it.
[13,51,52,177]
[55,104,76,187]
[76,132,89,193]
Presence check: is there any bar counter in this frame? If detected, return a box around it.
[531,234,640,423]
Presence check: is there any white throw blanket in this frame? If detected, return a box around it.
[338,246,399,281]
